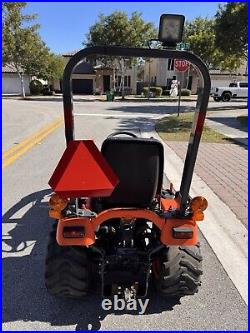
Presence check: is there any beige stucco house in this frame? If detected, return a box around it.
[57,50,138,95]
[144,58,192,90]
[144,58,248,94]
[209,60,248,88]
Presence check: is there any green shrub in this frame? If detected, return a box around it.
[42,85,54,96]
[29,79,43,95]
[162,89,170,96]
[150,87,163,97]
[142,87,149,97]
[181,89,191,96]
[142,86,163,97]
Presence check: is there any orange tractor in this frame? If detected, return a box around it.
[45,14,210,299]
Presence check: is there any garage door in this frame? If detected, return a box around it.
[72,79,93,94]
[2,74,30,95]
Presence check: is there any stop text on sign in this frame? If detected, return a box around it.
[174,59,190,72]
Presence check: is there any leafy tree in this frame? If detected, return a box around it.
[40,53,65,85]
[184,17,241,71]
[2,2,64,97]
[215,2,248,59]
[85,11,156,98]
[85,11,156,48]
[3,2,43,97]
[184,18,217,68]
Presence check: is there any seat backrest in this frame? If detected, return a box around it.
[100,136,164,208]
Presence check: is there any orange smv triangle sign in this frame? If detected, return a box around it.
[49,140,119,198]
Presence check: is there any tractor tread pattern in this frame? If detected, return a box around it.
[156,244,203,297]
[45,224,89,298]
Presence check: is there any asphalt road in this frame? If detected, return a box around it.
[2,98,248,330]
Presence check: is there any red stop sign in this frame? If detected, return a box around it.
[174,59,190,72]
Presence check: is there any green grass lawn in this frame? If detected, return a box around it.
[156,112,228,143]
[237,115,248,129]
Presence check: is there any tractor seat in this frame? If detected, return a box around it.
[99,132,164,208]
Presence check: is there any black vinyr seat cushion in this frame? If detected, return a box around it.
[101,136,164,208]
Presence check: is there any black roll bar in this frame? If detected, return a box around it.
[62,46,211,214]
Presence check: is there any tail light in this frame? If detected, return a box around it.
[172,227,193,239]
[190,196,207,222]
[190,196,208,212]
[49,193,68,211]
[49,209,62,219]
[63,226,85,238]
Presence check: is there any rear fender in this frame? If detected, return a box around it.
[56,206,200,247]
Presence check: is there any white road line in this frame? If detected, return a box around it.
[142,123,248,305]
[74,113,160,118]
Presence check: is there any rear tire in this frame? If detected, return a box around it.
[45,223,90,298]
[153,244,203,298]
[213,97,221,102]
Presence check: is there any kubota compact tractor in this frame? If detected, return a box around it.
[45,14,210,300]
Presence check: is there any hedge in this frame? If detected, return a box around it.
[29,79,43,95]
[180,89,191,96]
[142,86,163,97]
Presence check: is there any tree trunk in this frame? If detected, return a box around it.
[112,65,116,92]
[19,72,26,98]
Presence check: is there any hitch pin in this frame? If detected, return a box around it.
[124,285,137,302]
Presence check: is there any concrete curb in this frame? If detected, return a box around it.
[141,122,248,305]
[206,118,248,146]
[114,97,197,103]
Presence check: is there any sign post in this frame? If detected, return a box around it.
[177,81,181,116]
[174,59,190,116]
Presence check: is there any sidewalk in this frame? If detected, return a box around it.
[167,141,248,227]
[115,94,198,102]
[160,109,248,227]
[206,109,248,146]
[142,122,248,304]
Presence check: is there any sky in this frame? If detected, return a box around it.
[24,2,226,54]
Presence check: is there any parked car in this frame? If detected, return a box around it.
[210,81,248,102]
